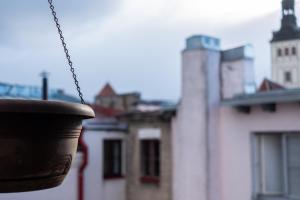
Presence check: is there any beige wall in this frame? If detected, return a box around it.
[126,122,172,200]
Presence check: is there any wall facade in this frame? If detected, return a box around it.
[271,39,300,88]
[219,104,300,200]
[84,130,126,200]
[221,59,255,99]
[126,122,172,200]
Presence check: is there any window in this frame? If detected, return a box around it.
[140,140,160,183]
[103,140,122,179]
[292,47,297,55]
[284,71,292,83]
[253,134,300,199]
[285,48,290,56]
[277,48,282,57]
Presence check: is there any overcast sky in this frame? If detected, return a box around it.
[0,0,292,102]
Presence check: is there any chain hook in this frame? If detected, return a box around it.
[47,0,85,104]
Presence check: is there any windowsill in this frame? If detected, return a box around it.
[103,175,124,180]
[256,194,296,200]
[140,176,160,185]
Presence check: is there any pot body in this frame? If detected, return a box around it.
[0,113,82,193]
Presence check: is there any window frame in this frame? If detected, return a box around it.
[252,133,300,200]
[292,47,297,56]
[140,139,160,184]
[285,48,290,56]
[103,139,123,179]
[277,48,282,57]
[284,71,292,83]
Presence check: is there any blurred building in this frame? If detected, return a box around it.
[83,108,127,200]
[95,83,140,111]
[91,1,300,200]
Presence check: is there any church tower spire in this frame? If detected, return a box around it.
[271,0,300,88]
[282,0,295,16]
[272,0,300,42]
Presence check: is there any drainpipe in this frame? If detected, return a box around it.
[78,128,88,200]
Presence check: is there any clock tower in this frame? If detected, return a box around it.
[271,0,300,88]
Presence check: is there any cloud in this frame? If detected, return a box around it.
[0,0,292,102]
[0,0,121,44]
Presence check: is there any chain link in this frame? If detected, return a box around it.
[47,0,85,104]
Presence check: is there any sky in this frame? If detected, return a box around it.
[0,0,291,102]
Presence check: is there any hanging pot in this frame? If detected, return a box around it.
[0,99,94,193]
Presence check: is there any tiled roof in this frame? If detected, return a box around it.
[97,83,116,97]
[258,78,285,92]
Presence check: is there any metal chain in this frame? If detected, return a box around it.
[47,0,85,104]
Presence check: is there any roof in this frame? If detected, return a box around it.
[222,88,300,107]
[0,82,80,103]
[90,104,123,118]
[184,35,220,51]
[118,106,177,123]
[221,44,254,62]
[84,104,127,132]
[134,100,177,112]
[271,0,300,42]
[84,117,127,132]
[97,83,116,97]
[258,78,285,92]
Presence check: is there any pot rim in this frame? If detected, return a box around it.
[0,99,95,119]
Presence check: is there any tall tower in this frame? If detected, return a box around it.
[271,0,300,88]
[173,35,221,200]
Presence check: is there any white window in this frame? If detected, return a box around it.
[253,134,300,199]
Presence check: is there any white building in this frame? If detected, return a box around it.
[271,0,300,88]
[83,116,127,200]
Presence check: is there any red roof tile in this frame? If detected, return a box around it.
[258,78,285,92]
[97,83,116,97]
